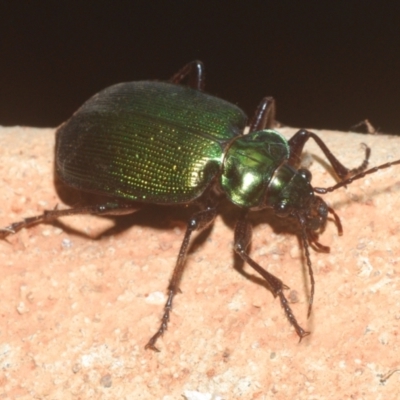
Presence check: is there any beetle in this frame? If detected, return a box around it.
[1,61,399,351]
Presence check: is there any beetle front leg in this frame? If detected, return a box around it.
[287,129,370,180]
[234,211,310,340]
[145,202,218,352]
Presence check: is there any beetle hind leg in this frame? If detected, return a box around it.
[169,60,205,91]
[0,202,139,239]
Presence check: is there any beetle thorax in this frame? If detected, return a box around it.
[221,129,291,209]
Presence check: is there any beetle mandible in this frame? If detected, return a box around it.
[1,61,399,351]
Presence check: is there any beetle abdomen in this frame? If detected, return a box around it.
[56,81,247,203]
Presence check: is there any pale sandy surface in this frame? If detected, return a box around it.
[0,126,400,399]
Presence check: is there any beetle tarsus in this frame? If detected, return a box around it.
[145,290,174,352]
[0,226,16,236]
[278,291,309,340]
[145,340,161,353]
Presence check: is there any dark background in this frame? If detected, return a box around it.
[1,2,400,133]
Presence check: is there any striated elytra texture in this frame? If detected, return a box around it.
[56,82,246,203]
[0,125,400,398]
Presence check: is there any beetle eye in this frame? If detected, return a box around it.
[274,201,290,218]
[298,168,312,182]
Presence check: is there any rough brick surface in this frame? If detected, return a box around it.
[0,126,399,399]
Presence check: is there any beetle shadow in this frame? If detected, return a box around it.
[307,154,339,183]
[53,166,400,304]
[54,172,282,296]
[53,172,210,244]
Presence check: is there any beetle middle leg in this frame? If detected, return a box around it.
[287,129,370,180]
[234,211,310,340]
[248,97,276,131]
[145,197,218,351]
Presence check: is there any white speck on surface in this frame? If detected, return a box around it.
[379,332,390,345]
[289,245,300,258]
[16,301,29,314]
[369,277,392,293]
[145,291,166,304]
[61,238,73,248]
[357,257,373,277]
[0,344,13,369]
[183,390,223,400]
[227,291,245,311]
[116,288,137,303]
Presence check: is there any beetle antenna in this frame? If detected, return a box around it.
[297,204,343,318]
[314,158,400,195]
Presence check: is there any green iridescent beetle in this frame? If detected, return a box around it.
[2,61,399,351]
